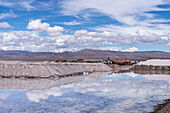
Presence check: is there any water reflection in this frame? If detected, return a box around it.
[0,72,169,113]
[0,72,110,90]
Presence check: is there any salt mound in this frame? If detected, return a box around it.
[137,59,170,66]
[0,61,112,78]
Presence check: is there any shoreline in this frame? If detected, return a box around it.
[151,99,170,113]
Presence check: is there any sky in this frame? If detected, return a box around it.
[0,0,170,52]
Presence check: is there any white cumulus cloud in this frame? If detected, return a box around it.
[0,22,11,28]
[27,19,50,32]
[122,47,138,52]
[47,26,65,36]
[27,19,65,36]
[0,28,169,52]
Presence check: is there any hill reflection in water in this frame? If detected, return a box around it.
[0,72,169,113]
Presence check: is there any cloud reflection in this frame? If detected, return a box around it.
[24,73,170,112]
[0,93,10,99]
[26,87,63,102]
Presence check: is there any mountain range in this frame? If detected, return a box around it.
[0,49,170,61]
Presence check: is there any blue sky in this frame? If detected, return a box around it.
[0,0,170,52]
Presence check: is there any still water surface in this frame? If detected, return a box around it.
[0,72,169,113]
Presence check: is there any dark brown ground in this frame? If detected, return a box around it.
[151,99,170,113]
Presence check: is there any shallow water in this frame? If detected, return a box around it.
[0,72,170,113]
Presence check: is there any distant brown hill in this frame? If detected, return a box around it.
[0,49,170,61]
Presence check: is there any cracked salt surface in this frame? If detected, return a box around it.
[0,72,169,113]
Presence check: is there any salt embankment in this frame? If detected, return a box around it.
[133,69,170,75]
[0,61,112,78]
[131,59,170,71]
